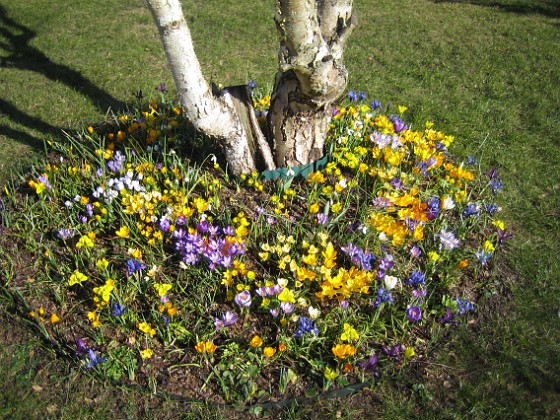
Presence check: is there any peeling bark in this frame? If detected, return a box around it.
[146,0,274,175]
[269,0,355,168]
[146,0,354,175]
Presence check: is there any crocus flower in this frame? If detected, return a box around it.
[475,249,492,265]
[484,203,499,215]
[489,178,504,194]
[316,213,329,225]
[437,229,461,250]
[234,290,251,307]
[466,155,477,165]
[57,228,77,240]
[126,258,146,276]
[410,246,422,258]
[373,288,394,308]
[392,117,408,133]
[86,349,108,369]
[111,303,127,317]
[332,343,357,359]
[280,301,294,314]
[294,316,319,338]
[406,271,426,286]
[497,228,513,244]
[438,307,456,324]
[384,275,398,290]
[426,196,440,220]
[76,338,89,355]
[456,298,476,315]
[406,306,422,322]
[214,318,225,330]
[359,354,380,376]
[382,344,403,361]
[222,311,238,326]
[462,203,479,217]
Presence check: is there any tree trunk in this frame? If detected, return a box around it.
[146,0,275,175]
[268,0,355,168]
[146,0,354,175]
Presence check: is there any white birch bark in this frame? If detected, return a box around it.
[146,0,354,174]
[146,0,275,174]
[269,0,355,168]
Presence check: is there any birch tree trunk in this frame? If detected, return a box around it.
[269,0,355,168]
[146,0,354,175]
[146,0,275,175]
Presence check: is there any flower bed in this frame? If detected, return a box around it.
[0,86,509,405]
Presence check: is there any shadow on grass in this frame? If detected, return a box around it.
[431,0,560,18]
[0,4,127,150]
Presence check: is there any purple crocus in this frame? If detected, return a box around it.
[159,218,171,232]
[489,178,504,194]
[214,317,225,330]
[462,203,480,218]
[426,196,440,220]
[280,301,294,314]
[438,307,456,324]
[382,344,404,361]
[497,228,513,244]
[456,298,476,316]
[359,353,381,377]
[410,246,422,258]
[76,337,89,356]
[316,213,329,225]
[294,316,319,338]
[86,349,108,369]
[126,258,146,276]
[484,203,499,215]
[348,90,366,102]
[222,311,238,326]
[437,229,460,250]
[107,150,126,173]
[341,242,375,271]
[234,290,251,307]
[406,306,422,322]
[392,117,408,133]
[373,288,394,308]
[406,271,426,287]
[378,253,395,272]
[391,177,406,190]
[111,303,127,317]
[57,228,77,240]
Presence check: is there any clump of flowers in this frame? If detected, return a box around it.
[1,87,509,404]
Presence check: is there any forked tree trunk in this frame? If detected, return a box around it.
[146,0,354,175]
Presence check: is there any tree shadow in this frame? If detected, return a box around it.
[431,0,560,18]
[0,4,128,150]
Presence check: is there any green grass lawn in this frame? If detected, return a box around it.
[1,0,559,417]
